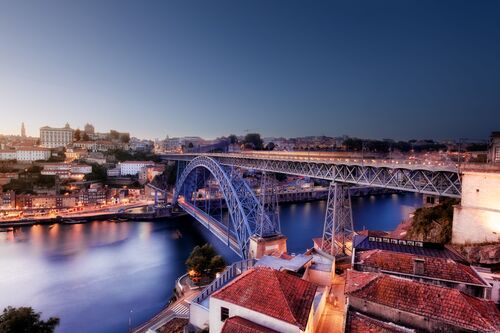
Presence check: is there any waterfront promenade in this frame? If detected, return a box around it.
[0,201,153,227]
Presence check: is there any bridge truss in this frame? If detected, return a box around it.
[173,156,280,258]
[165,153,462,257]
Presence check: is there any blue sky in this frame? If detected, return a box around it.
[0,0,499,140]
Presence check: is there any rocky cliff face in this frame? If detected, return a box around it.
[453,243,500,266]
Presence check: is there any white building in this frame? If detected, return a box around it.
[16,148,51,162]
[40,163,92,179]
[489,132,500,164]
[40,124,74,148]
[206,268,318,333]
[107,167,121,177]
[452,166,500,243]
[119,161,155,176]
[0,150,17,160]
[0,148,51,162]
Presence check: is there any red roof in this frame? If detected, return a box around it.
[221,316,279,333]
[346,270,500,332]
[357,249,486,285]
[346,311,415,333]
[212,268,318,330]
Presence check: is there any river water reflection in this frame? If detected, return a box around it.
[0,193,421,333]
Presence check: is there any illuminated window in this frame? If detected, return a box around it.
[495,147,500,162]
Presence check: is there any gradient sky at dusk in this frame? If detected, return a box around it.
[0,0,499,140]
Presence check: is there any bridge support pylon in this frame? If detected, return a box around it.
[248,234,288,259]
[320,182,354,258]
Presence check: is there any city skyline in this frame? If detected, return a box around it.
[1,1,499,140]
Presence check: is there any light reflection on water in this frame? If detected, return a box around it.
[0,193,422,333]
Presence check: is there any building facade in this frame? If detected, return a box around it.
[119,161,155,176]
[40,124,74,148]
[489,131,500,164]
[15,148,51,162]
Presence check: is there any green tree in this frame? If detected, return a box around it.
[120,133,130,143]
[188,142,194,149]
[344,138,362,151]
[265,142,276,151]
[228,134,238,144]
[84,164,107,182]
[243,133,264,150]
[82,132,90,141]
[0,306,59,333]
[110,130,120,140]
[74,128,81,141]
[186,244,226,280]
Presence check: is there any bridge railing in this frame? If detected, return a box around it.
[192,258,257,307]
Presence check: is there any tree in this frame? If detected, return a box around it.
[74,129,81,141]
[120,133,130,144]
[344,138,362,151]
[186,244,226,282]
[228,134,238,144]
[82,133,90,141]
[0,306,59,333]
[265,142,276,151]
[84,164,107,182]
[110,130,120,141]
[188,142,194,149]
[243,133,263,150]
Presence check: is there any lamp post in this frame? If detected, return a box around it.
[128,309,133,332]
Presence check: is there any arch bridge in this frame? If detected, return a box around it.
[165,152,462,258]
[173,156,280,259]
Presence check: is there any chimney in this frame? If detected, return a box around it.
[413,258,425,275]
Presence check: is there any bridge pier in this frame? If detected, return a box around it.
[319,182,354,258]
[248,234,288,259]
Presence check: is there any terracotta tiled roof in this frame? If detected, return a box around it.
[212,267,318,330]
[346,311,415,333]
[346,270,500,332]
[221,316,279,333]
[357,249,486,285]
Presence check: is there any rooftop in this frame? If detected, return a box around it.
[346,270,500,332]
[221,316,279,333]
[346,311,415,333]
[212,267,318,330]
[255,253,312,272]
[353,235,464,261]
[356,249,487,286]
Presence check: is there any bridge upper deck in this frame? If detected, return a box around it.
[162,152,462,198]
[162,151,459,172]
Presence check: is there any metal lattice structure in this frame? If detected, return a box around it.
[165,153,461,198]
[173,156,280,258]
[256,172,281,237]
[321,183,354,257]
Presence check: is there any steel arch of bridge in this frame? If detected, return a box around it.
[173,156,278,258]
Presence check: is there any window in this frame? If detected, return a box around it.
[495,147,500,163]
[220,307,229,321]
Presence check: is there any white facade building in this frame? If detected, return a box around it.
[15,148,51,162]
[40,124,74,148]
[0,151,17,160]
[207,268,318,333]
[452,166,500,243]
[119,161,155,176]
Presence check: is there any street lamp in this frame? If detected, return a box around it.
[128,309,133,332]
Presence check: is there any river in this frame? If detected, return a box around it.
[0,193,421,333]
